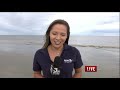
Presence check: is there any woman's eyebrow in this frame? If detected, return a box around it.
[61,32,67,34]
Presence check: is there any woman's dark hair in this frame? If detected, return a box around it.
[42,19,70,49]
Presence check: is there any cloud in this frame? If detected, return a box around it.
[0,12,54,35]
[0,12,119,36]
[48,12,119,35]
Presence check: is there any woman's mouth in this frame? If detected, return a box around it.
[54,41,61,45]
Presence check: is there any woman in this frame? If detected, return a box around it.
[33,19,83,78]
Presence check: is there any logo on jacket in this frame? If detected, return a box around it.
[64,59,73,63]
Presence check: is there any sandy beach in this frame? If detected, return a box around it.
[0,36,119,78]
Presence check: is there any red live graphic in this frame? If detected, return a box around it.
[85,66,97,72]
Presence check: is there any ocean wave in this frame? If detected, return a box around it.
[25,42,119,49]
[71,44,119,49]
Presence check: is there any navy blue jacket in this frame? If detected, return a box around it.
[33,44,83,78]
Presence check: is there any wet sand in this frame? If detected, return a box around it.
[77,47,119,78]
[0,40,119,78]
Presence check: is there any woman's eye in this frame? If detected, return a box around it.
[61,34,65,36]
[52,33,57,35]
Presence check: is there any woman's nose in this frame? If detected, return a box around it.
[55,35,61,40]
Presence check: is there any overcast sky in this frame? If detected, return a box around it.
[0,12,119,36]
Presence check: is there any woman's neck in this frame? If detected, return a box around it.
[49,44,63,56]
[50,44,63,52]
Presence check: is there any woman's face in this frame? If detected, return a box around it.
[49,24,68,49]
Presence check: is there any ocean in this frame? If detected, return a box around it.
[0,35,119,47]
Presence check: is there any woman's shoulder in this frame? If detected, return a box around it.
[35,48,47,55]
[65,44,80,52]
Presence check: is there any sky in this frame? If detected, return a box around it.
[0,12,119,36]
